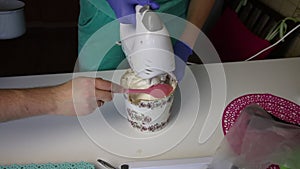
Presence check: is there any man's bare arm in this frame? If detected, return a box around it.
[0,77,113,122]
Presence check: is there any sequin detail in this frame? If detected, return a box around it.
[222,94,300,135]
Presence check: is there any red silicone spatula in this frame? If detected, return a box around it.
[123,83,174,98]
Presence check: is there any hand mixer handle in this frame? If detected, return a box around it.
[137,5,163,32]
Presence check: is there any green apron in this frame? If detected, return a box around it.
[78,0,190,71]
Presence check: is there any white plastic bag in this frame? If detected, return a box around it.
[211,104,300,169]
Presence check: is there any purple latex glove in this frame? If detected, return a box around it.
[106,0,160,24]
[173,41,193,82]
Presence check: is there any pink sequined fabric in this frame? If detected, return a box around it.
[222,94,300,135]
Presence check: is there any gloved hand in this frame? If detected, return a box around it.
[106,0,160,24]
[173,41,193,82]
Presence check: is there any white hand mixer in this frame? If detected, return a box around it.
[120,5,175,80]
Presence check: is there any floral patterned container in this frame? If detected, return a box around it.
[121,69,177,132]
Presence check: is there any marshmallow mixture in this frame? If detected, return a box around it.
[121,69,177,104]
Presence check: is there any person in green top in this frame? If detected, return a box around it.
[78,0,219,81]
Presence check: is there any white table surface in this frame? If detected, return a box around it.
[0,58,299,168]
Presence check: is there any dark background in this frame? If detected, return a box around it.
[0,0,80,77]
[1,0,297,77]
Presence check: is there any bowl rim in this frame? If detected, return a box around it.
[0,0,25,12]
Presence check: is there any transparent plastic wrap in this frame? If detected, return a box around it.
[211,104,300,169]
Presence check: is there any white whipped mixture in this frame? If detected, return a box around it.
[120,69,177,102]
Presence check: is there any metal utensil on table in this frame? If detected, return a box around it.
[97,159,129,169]
[97,159,117,169]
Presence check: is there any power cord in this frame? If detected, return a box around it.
[245,23,300,61]
[187,18,300,65]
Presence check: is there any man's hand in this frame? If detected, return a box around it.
[52,77,113,116]
[106,0,159,24]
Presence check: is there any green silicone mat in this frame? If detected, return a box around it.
[0,162,94,169]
